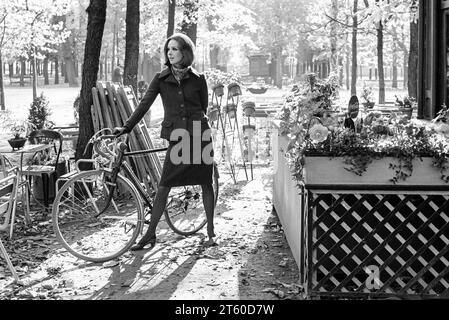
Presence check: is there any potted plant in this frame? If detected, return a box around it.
[27,93,55,133]
[361,85,375,109]
[395,95,416,119]
[7,121,27,150]
[277,73,449,185]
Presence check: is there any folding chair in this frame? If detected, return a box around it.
[22,129,65,210]
[0,166,20,282]
[1,155,31,237]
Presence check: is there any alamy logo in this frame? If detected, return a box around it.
[365,265,381,290]
[169,120,214,165]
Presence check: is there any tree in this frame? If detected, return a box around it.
[0,4,19,110]
[181,0,198,45]
[76,0,107,162]
[408,6,418,99]
[351,0,359,96]
[7,0,70,99]
[245,0,310,88]
[123,0,140,95]
[167,0,176,38]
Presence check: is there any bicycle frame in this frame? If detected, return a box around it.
[94,134,167,216]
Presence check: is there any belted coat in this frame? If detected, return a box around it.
[124,67,210,141]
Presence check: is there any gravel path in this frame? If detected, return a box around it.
[0,162,302,300]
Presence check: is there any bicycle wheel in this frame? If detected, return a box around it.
[52,170,144,263]
[164,163,219,236]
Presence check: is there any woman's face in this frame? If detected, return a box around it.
[167,40,183,67]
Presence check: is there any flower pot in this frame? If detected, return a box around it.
[224,104,237,118]
[228,83,242,97]
[362,101,375,109]
[207,106,219,122]
[242,101,256,116]
[248,87,268,94]
[399,107,413,119]
[7,138,27,150]
[212,84,224,97]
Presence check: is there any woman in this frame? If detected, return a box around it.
[114,33,216,250]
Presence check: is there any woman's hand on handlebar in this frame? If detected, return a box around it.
[113,127,127,137]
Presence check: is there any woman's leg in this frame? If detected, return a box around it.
[201,183,215,240]
[134,186,171,247]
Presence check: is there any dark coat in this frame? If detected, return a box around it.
[124,67,210,141]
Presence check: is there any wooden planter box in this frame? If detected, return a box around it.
[303,156,448,190]
[273,134,449,299]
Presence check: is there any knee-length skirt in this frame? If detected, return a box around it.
[159,137,214,187]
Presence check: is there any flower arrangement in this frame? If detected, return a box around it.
[10,121,27,139]
[361,85,375,108]
[277,74,449,185]
[395,95,417,109]
[204,68,242,87]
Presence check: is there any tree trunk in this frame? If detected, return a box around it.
[104,49,108,81]
[0,51,5,111]
[403,54,408,89]
[377,22,385,104]
[112,15,117,72]
[54,57,59,84]
[351,0,358,96]
[338,57,344,86]
[408,20,418,99]
[275,46,283,89]
[124,0,140,96]
[167,0,176,38]
[345,54,350,89]
[31,50,38,100]
[330,0,338,72]
[20,59,26,87]
[181,0,198,45]
[43,56,49,85]
[392,42,398,89]
[77,0,107,163]
[63,35,79,87]
[209,45,220,69]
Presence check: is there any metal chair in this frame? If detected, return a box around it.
[0,165,20,282]
[1,155,31,237]
[22,130,64,210]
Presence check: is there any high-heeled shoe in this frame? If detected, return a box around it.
[130,234,156,251]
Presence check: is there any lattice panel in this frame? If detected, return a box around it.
[306,192,449,298]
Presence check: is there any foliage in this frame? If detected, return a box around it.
[395,95,417,109]
[277,74,449,185]
[0,110,26,138]
[9,121,27,139]
[73,95,80,126]
[204,68,242,87]
[433,104,449,123]
[361,85,375,104]
[27,93,54,131]
[277,72,340,139]
[0,0,70,61]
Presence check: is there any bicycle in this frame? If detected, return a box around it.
[51,129,219,263]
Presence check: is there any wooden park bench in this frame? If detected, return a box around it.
[9,75,32,85]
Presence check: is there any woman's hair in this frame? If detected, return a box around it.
[348,95,359,106]
[163,33,195,67]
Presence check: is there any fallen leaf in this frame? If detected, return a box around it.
[102,260,119,268]
[279,261,287,267]
[121,279,135,287]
